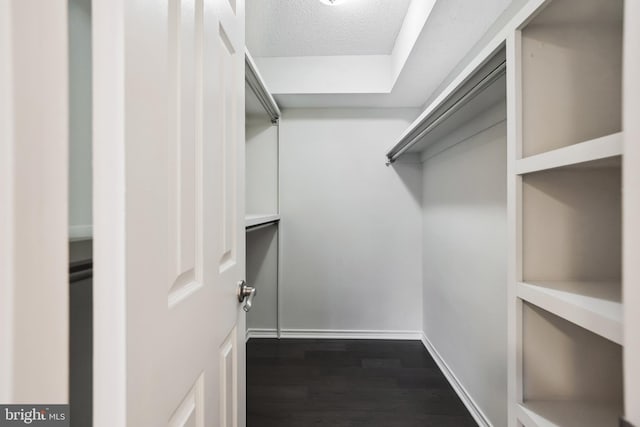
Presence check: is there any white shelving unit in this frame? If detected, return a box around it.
[510,0,625,425]
[381,0,636,424]
[519,303,624,427]
[244,49,281,339]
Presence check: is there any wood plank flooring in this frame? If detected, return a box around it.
[247,339,477,427]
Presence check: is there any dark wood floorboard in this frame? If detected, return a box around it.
[247,339,477,427]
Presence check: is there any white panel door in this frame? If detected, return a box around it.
[92,0,245,425]
[0,0,69,403]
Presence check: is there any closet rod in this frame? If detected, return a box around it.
[245,49,281,124]
[386,59,506,165]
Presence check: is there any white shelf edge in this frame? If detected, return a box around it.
[383,0,549,164]
[517,403,543,427]
[517,401,623,427]
[245,214,280,229]
[245,49,280,122]
[516,132,623,175]
[517,282,623,345]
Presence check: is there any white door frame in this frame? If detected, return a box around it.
[91,0,126,425]
[0,0,69,404]
[624,0,640,424]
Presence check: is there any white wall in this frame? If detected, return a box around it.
[279,108,422,334]
[246,225,279,332]
[69,0,92,240]
[254,55,392,94]
[246,116,278,215]
[421,104,507,426]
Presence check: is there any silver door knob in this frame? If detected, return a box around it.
[237,280,256,312]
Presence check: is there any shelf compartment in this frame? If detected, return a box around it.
[246,99,278,217]
[521,0,623,157]
[518,401,622,427]
[521,303,623,427]
[522,164,621,283]
[516,132,622,175]
[517,281,622,344]
[246,225,278,333]
[245,214,280,229]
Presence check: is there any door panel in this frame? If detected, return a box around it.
[210,2,246,426]
[93,0,245,425]
[169,375,204,427]
[220,328,237,427]
[168,0,204,306]
[219,21,239,273]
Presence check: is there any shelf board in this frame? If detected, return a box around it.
[385,48,506,163]
[245,214,280,229]
[518,401,623,427]
[517,281,622,345]
[245,49,280,123]
[516,132,622,175]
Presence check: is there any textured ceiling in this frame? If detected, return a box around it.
[246,0,412,57]
[262,0,520,107]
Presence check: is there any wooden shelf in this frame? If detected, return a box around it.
[517,282,622,345]
[518,401,622,427]
[516,132,623,175]
[245,214,280,229]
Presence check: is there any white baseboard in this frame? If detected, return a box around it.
[246,328,278,342]
[420,332,492,427]
[279,329,422,340]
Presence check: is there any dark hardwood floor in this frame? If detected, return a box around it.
[247,339,477,427]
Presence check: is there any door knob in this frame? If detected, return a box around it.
[237,280,256,312]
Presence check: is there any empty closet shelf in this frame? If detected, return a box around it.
[516,132,623,175]
[517,281,622,345]
[518,401,622,427]
[245,214,280,229]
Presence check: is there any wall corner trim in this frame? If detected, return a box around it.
[420,332,493,427]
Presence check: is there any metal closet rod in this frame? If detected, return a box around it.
[386,59,507,165]
[245,53,281,124]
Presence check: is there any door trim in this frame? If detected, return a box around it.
[0,0,69,404]
[92,0,127,425]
